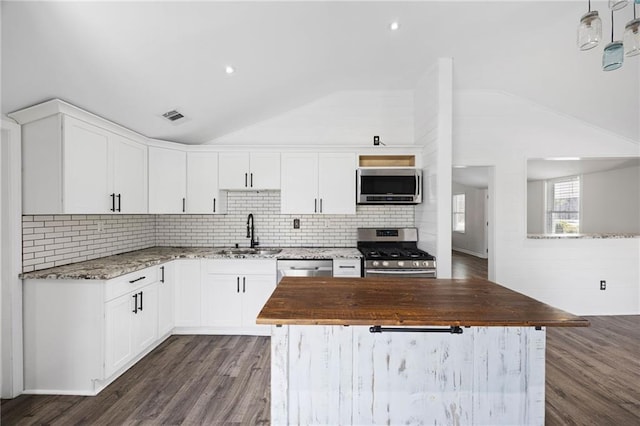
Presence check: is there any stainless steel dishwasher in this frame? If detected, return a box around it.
[276,259,333,283]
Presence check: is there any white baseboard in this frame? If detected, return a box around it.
[452,247,487,259]
[172,326,270,337]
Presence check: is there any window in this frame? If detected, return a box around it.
[546,176,580,234]
[452,193,465,233]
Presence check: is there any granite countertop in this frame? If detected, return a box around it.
[257,276,590,328]
[21,246,362,280]
[527,233,639,239]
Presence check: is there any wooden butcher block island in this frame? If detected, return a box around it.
[258,277,588,426]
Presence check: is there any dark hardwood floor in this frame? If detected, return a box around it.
[452,250,488,280]
[545,315,640,426]
[1,335,270,425]
[3,253,639,425]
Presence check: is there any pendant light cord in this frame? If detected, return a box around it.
[611,10,614,41]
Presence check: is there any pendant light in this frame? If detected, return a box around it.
[603,10,624,70]
[578,0,602,50]
[623,0,640,56]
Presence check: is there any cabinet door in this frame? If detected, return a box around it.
[157,263,174,337]
[186,152,226,214]
[149,146,186,213]
[111,135,148,213]
[249,152,280,190]
[242,275,276,330]
[201,274,242,327]
[218,152,249,190]
[62,115,110,213]
[281,153,319,214]
[333,258,362,277]
[133,283,159,353]
[105,292,135,377]
[174,260,202,327]
[318,153,356,214]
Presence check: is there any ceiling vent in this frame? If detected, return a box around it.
[162,109,185,122]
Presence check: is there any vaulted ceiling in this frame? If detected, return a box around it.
[3,1,639,145]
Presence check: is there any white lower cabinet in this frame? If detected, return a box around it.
[23,266,165,395]
[23,257,278,395]
[157,263,175,337]
[104,281,158,378]
[200,259,276,335]
[174,259,202,328]
[333,258,362,277]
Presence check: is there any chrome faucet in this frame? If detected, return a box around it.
[246,213,258,248]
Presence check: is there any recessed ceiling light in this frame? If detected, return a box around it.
[390,21,400,31]
[225,65,235,74]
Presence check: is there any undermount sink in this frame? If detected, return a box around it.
[216,247,282,256]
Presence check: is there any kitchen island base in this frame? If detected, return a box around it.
[270,324,545,425]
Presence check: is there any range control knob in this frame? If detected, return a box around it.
[372,261,379,267]
[423,261,430,267]
[382,261,389,267]
[397,261,404,267]
[413,261,421,267]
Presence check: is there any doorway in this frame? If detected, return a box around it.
[451,166,494,281]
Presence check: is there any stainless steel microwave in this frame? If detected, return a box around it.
[356,168,422,204]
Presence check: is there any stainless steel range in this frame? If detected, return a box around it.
[357,227,436,278]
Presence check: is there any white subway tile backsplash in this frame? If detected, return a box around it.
[22,214,156,273]
[23,192,414,272]
[157,192,414,248]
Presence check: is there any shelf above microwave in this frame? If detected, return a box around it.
[358,155,415,168]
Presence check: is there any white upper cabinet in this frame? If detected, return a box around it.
[63,116,111,213]
[280,153,318,214]
[318,153,357,214]
[186,152,227,214]
[110,134,148,213]
[218,152,280,190]
[19,112,148,214]
[148,146,187,214]
[281,152,356,214]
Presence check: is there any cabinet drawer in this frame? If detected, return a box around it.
[105,266,159,301]
[333,258,362,277]
[203,259,276,275]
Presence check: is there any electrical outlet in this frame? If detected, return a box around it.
[96,220,105,233]
[293,218,300,229]
[600,280,606,290]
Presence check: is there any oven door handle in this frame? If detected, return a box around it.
[366,269,436,275]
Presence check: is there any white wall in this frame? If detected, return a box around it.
[206,90,414,146]
[454,90,640,315]
[452,182,487,258]
[582,165,640,234]
[414,58,453,277]
[1,119,23,398]
[526,180,545,234]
